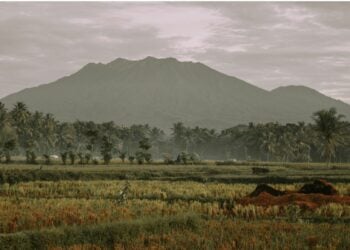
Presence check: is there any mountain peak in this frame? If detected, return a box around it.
[142,56,157,61]
[141,56,179,63]
[271,85,319,94]
[2,58,350,129]
[79,62,104,71]
[107,57,131,65]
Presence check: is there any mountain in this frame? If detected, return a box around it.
[271,85,350,121]
[2,57,350,130]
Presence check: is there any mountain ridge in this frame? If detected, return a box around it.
[1,57,350,130]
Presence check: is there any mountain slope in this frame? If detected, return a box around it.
[2,57,350,129]
[271,85,350,121]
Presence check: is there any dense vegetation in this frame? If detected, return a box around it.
[0,102,349,165]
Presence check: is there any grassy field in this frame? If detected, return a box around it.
[1,162,350,184]
[1,163,350,249]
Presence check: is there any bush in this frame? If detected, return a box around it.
[26,151,37,164]
[163,153,174,165]
[175,152,200,165]
[69,151,76,165]
[60,152,68,165]
[119,152,127,163]
[189,153,200,164]
[136,151,144,164]
[128,155,135,163]
[85,153,92,164]
[77,153,84,165]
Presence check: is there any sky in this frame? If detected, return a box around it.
[0,2,350,103]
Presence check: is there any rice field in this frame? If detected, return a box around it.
[1,164,350,249]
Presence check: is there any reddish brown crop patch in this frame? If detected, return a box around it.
[238,192,350,210]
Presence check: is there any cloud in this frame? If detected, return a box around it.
[0,2,349,103]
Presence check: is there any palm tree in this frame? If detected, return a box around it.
[258,123,278,161]
[0,124,17,163]
[312,108,346,166]
[171,122,188,151]
[40,113,57,155]
[10,102,31,152]
[0,102,8,130]
[101,135,114,165]
[11,102,30,125]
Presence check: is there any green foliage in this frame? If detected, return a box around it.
[176,152,200,165]
[0,101,350,165]
[139,138,151,151]
[3,139,16,163]
[136,151,145,164]
[119,152,127,163]
[77,153,84,165]
[68,151,76,165]
[135,138,152,164]
[100,136,113,165]
[313,108,346,165]
[60,152,68,165]
[26,150,37,164]
[128,155,135,163]
[84,153,92,164]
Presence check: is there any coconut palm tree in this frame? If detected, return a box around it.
[258,123,278,161]
[0,102,7,130]
[0,124,17,163]
[40,113,57,155]
[10,102,31,152]
[312,108,346,166]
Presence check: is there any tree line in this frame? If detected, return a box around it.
[0,102,349,165]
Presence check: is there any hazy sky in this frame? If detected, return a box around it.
[1,2,350,102]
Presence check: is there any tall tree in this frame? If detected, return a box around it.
[100,135,114,165]
[10,102,31,152]
[40,113,57,155]
[312,108,346,166]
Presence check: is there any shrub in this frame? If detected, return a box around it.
[26,151,37,164]
[77,153,84,165]
[163,153,174,164]
[136,151,144,164]
[85,153,92,164]
[128,155,135,164]
[119,152,127,163]
[100,136,114,165]
[69,151,76,165]
[60,152,68,165]
[189,153,200,164]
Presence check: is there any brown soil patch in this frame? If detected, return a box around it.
[238,192,350,210]
[298,179,338,195]
[249,184,286,197]
[242,179,349,209]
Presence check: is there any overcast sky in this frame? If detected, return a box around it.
[1,2,350,103]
